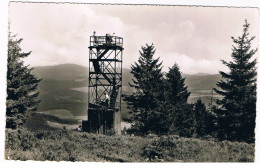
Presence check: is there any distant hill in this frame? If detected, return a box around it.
[32,64,222,119]
[33,63,89,80]
[33,63,132,86]
[32,64,133,119]
[184,73,221,104]
[33,64,221,92]
[186,72,211,76]
[184,73,221,91]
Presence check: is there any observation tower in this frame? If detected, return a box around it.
[82,33,123,135]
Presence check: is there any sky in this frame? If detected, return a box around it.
[9,2,259,74]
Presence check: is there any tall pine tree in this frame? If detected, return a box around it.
[123,44,165,134]
[165,63,194,137]
[165,63,190,105]
[6,34,41,129]
[214,20,257,142]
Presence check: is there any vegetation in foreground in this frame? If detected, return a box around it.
[5,128,254,162]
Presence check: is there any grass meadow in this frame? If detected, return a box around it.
[5,127,254,162]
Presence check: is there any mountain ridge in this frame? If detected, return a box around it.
[32,63,221,91]
[33,63,219,77]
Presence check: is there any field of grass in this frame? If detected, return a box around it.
[5,128,255,162]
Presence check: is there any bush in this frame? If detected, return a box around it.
[5,128,255,162]
[142,145,163,161]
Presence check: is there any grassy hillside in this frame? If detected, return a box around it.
[5,128,254,162]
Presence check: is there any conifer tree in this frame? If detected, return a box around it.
[169,103,195,137]
[165,63,190,105]
[6,34,41,129]
[123,44,165,134]
[214,20,257,142]
[205,91,218,136]
[194,99,207,136]
[165,63,194,137]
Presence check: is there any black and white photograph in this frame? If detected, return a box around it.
[1,0,260,164]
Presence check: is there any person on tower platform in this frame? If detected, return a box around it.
[105,33,112,44]
[106,33,115,44]
[93,31,98,46]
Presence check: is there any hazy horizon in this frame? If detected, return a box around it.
[9,3,259,74]
[33,62,222,75]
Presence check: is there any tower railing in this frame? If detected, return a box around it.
[90,36,123,47]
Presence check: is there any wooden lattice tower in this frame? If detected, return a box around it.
[82,34,123,134]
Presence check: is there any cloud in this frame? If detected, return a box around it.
[159,52,229,74]
[10,3,126,67]
[9,3,258,74]
[179,21,195,34]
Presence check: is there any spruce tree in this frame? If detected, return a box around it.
[165,63,190,105]
[165,63,193,137]
[6,34,41,129]
[169,103,195,137]
[123,44,165,134]
[194,99,207,136]
[214,20,257,142]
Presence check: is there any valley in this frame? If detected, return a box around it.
[30,64,221,131]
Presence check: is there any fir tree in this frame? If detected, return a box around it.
[164,63,194,137]
[6,34,41,129]
[194,99,207,136]
[169,103,195,137]
[214,20,257,142]
[123,44,165,134]
[165,63,190,105]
